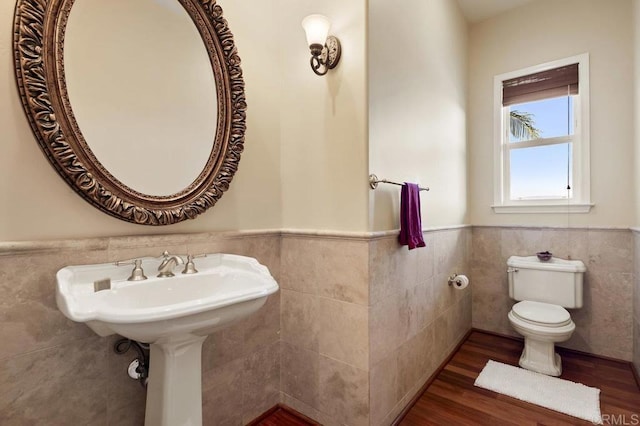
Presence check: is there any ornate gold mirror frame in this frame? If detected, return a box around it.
[13,0,246,225]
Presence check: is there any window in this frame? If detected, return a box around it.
[492,54,591,213]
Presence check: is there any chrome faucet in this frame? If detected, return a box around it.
[157,251,184,278]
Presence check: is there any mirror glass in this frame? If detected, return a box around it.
[64,0,217,196]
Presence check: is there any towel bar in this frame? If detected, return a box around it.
[368,174,429,191]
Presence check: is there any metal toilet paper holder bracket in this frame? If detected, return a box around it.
[448,273,460,286]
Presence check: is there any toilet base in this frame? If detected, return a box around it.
[519,336,562,376]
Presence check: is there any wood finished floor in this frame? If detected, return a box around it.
[254,331,640,425]
[400,331,640,426]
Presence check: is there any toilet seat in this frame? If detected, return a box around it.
[511,300,571,328]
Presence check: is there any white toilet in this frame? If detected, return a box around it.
[506,255,586,376]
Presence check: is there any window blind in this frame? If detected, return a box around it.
[502,63,578,106]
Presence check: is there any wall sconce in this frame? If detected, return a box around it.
[301,14,341,76]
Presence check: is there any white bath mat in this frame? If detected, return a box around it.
[474,360,602,424]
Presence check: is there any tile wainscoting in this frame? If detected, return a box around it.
[633,230,640,377]
[472,226,634,361]
[8,225,635,425]
[0,232,281,425]
[0,226,473,426]
[279,227,472,426]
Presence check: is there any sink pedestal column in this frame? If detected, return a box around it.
[145,335,207,426]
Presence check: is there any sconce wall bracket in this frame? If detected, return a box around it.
[310,35,341,76]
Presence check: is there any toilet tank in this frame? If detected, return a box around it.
[507,255,586,308]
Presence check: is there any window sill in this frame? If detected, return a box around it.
[491,203,594,214]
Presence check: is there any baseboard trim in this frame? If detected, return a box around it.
[631,363,640,390]
[246,405,280,425]
[391,328,473,426]
[474,327,634,363]
[246,403,321,426]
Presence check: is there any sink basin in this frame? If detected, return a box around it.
[57,253,278,342]
[56,253,279,426]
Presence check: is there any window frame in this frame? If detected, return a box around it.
[492,53,592,214]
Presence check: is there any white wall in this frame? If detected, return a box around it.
[1,0,282,241]
[468,0,635,227]
[368,0,468,231]
[278,0,369,232]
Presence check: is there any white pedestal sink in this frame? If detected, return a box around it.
[56,254,279,426]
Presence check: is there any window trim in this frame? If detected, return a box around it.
[492,53,592,214]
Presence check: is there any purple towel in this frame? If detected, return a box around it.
[398,183,426,250]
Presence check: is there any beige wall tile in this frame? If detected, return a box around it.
[316,240,369,305]
[432,272,456,317]
[470,261,507,296]
[202,321,244,371]
[107,235,188,263]
[280,237,321,294]
[588,230,633,273]
[541,229,589,262]
[281,342,319,409]
[107,336,147,415]
[281,237,368,304]
[397,326,434,401]
[451,295,472,343]
[318,356,369,426]
[107,400,146,426]
[416,233,435,284]
[422,277,438,328]
[471,227,502,270]
[243,291,280,355]
[471,262,513,335]
[318,298,369,371]
[241,341,280,424]
[202,358,244,426]
[500,228,546,260]
[635,232,640,374]
[634,319,640,376]
[434,229,468,275]
[369,237,419,305]
[369,352,398,426]
[154,289,276,368]
[433,313,451,363]
[398,282,431,342]
[227,236,282,282]
[0,336,108,425]
[380,388,414,426]
[369,290,402,367]
[0,249,106,360]
[472,283,516,337]
[588,270,633,360]
[562,306,591,354]
[281,289,319,352]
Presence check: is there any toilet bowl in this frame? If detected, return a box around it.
[508,300,575,376]
[506,255,585,376]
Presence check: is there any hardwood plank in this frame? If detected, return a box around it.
[399,331,640,426]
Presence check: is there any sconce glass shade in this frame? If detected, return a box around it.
[301,14,331,47]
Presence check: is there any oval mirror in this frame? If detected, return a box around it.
[65,0,218,197]
[13,0,246,225]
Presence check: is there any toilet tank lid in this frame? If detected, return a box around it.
[507,255,586,272]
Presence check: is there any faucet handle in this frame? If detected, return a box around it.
[182,254,207,275]
[115,259,148,281]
